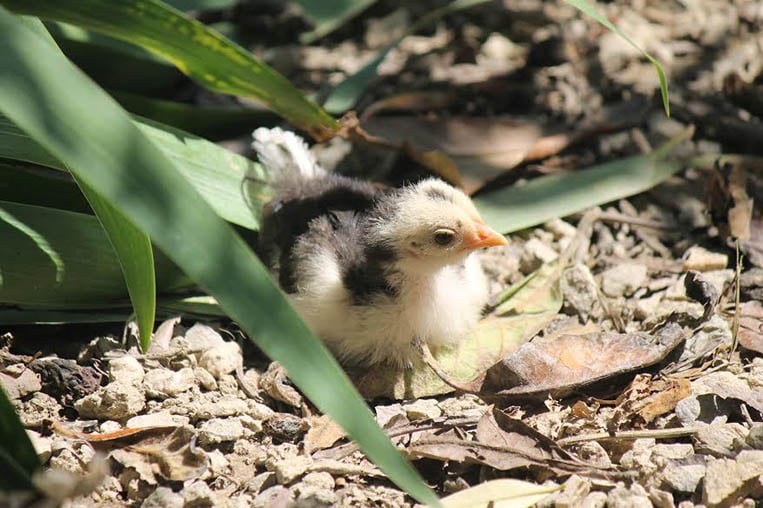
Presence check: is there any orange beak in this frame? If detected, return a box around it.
[463,222,508,250]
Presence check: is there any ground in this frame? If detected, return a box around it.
[2,0,763,506]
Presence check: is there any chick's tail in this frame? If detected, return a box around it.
[252,127,326,185]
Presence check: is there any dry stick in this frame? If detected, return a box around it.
[557,426,705,446]
[729,241,743,360]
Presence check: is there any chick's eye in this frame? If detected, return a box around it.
[433,228,456,246]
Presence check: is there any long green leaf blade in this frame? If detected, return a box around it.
[0,9,439,505]
[1,0,339,140]
[0,113,266,230]
[473,129,692,234]
[564,0,670,116]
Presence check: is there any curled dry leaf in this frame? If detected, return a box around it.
[260,361,303,408]
[50,422,207,482]
[486,322,685,398]
[440,478,559,508]
[305,414,347,454]
[613,374,691,426]
[351,263,563,399]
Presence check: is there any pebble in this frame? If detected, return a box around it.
[703,450,763,506]
[272,455,314,484]
[402,398,442,420]
[746,424,763,449]
[141,486,183,508]
[660,462,706,493]
[600,262,648,298]
[561,263,601,320]
[198,417,246,445]
[0,367,41,400]
[682,245,728,271]
[143,368,196,398]
[182,480,214,507]
[194,367,218,391]
[192,395,249,419]
[75,382,145,420]
[184,323,225,352]
[26,429,53,463]
[694,424,746,457]
[109,355,145,384]
[519,238,559,273]
[199,342,243,379]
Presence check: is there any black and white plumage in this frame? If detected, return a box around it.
[253,127,508,366]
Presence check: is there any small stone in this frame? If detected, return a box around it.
[682,246,728,272]
[108,356,145,384]
[402,399,442,420]
[561,263,601,320]
[192,396,249,419]
[26,430,52,463]
[695,424,746,457]
[16,392,62,427]
[100,420,121,433]
[580,491,608,508]
[271,455,313,484]
[746,424,763,449]
[199,342,243,379]
[246,472,277,494]
[75,382,145,420]
[217,373,239,395]
[703,450,763,506]
[600,263,648,298]
[661,463,706,493]
[184,323,225,352]
[544,218,577,240]
[198,417,246,445]
[143,368,195,398]
[253,486,292,508]
[183,480,214,508]
[205,449,230,477]
[194,367,217,391]
[141,486,183,508]
[302,472,335,490]
[519,238,559,273]
[246,400,276,420]
[0,367,41,400]
[126,412,189,428]
[606,483,652,508]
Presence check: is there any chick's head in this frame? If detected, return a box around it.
[370,179,507,272]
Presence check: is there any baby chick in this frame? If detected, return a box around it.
[253,127,507,366]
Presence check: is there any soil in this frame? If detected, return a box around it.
[2,0,763,506]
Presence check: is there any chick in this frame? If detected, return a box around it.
[253,128,507,366]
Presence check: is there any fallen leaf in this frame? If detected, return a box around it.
[305,415,347,453]
[352,263,563,399]
[612,374,691,426]
[440,479,559,508]
[487,323,685,398]
[260,362,303,407]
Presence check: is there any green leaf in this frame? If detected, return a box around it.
[324,0,490,114]
[296,0,378,44]
[0,386,40,491]
[0,199,188,305]
[564,0,670,116]
[74,177,157,351]
[0,112,267,230]
[0,10,439,505]
[164,0,237,11]
[112,91,277,140]
[1,0,339,140]
[21,20,156,349]
[473,128,692,234]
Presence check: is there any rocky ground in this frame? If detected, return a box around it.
[2,0,763,506]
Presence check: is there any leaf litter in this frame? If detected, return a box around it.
[3,0,763,506]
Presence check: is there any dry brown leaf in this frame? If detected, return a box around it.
[260,361,303,407]
[487,323,685,398]
[440,478,559,508]
[305,415,346,453]
[613,374,691,425]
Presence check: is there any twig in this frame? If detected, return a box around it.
[557,426,705,446]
